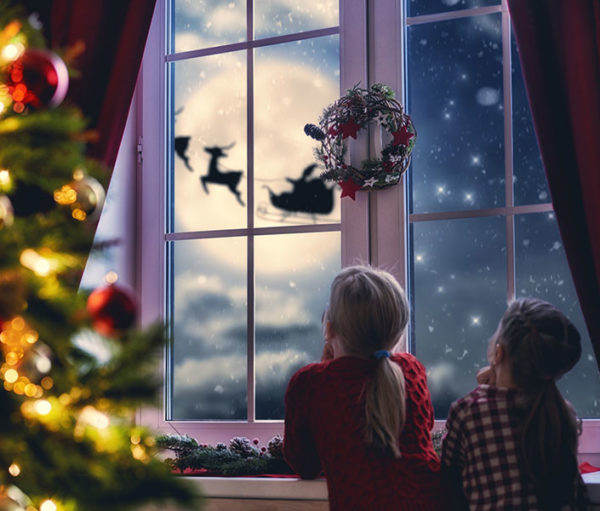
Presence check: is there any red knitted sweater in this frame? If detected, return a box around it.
[283,352,447,511]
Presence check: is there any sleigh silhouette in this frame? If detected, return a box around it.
[258,164,336,223]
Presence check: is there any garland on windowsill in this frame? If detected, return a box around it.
[304,83,416,200]
[156,434,295,477]
[157,430,446,477]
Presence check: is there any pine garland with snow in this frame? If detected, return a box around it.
[157,434,295,477]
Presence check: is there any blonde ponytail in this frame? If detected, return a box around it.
[364,357,406,457]
[327,266,409,457]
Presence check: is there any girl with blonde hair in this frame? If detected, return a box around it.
[283,266,445,511]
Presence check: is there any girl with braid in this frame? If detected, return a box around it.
[283,266,445,511]
[442,298,589,510]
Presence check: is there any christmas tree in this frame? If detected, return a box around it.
[0,6,199,511]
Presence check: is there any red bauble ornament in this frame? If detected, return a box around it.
[6,49,69,110]
[86,284,137,337]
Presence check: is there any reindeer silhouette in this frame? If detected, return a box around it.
[202,143,244,206]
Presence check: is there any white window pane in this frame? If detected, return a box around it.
[407,14,504,214]
[171,0,247,53]
[254,0,338,39]
[255,231,340,419]
[515,213,600,417]
[170,237,247,420]
[170,53,247,233]
[254,36,340,228]
[410,216,507,417]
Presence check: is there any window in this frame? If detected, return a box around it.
[139,0,358,439]
[404,0,600,421]
[137,0,599,443]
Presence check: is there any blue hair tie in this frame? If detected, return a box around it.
[373,350,391,360]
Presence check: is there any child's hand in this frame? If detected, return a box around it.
[476,365,496,386]
[321,342,334,362]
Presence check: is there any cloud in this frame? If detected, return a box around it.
[171,348,313,419]
[255,286,310,326]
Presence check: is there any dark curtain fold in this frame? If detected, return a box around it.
[507,0,600,369]
[24,0,157,169]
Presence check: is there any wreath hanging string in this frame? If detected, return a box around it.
[304,83,416,200]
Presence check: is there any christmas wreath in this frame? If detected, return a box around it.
[304,83,416,200]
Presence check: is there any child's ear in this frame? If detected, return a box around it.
[325,320,335,341]
[492,344,505,366]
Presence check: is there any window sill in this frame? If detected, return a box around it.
[194,476,328,500]
[190,476,600,502]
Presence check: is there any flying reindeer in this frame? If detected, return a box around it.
[201,142,244,206]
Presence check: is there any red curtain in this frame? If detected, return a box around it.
[507,0,600,368]
[23,0,157,169]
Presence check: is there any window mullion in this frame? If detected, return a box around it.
[367,0,407,287]
[246,0,255,423]
[340,0,370,267]
[502,0,515,301]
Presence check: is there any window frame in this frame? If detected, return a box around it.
[136,0,599,453]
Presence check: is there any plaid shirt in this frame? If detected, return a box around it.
[441,384,585,511]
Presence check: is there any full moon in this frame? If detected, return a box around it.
[173,57,340,273]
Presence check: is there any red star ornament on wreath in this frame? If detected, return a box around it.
[340,117,361,139]
[392,125,414,146]
[339,178,363,200]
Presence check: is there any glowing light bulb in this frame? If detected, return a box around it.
[20,249,52,276]
[0,169,10,187]
[5,351,19,365]
[105,271,118,284]
[34,399,52,415]
[4,368,18,383]
[40,500,57,511]
[54,184,77,205]
[8,463,21,476]
[471,316,481,326]
[2,43,20,60]
[35,356,51,373]
[131,444,146,460]
[11,316,24,330]
[415,254,423,262]
[78,406,110,429]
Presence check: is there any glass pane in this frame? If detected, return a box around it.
[407,0,500,18]
[170,52,247,233]
[407,14,504,214]
[511,31,549,206]
[171,0,246,53]
[515,213,600,417]
[255,231,340,419]
[254,36,340,228]
[411,217,507,418]
[254,0,338,39]
[170,237,247,420]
